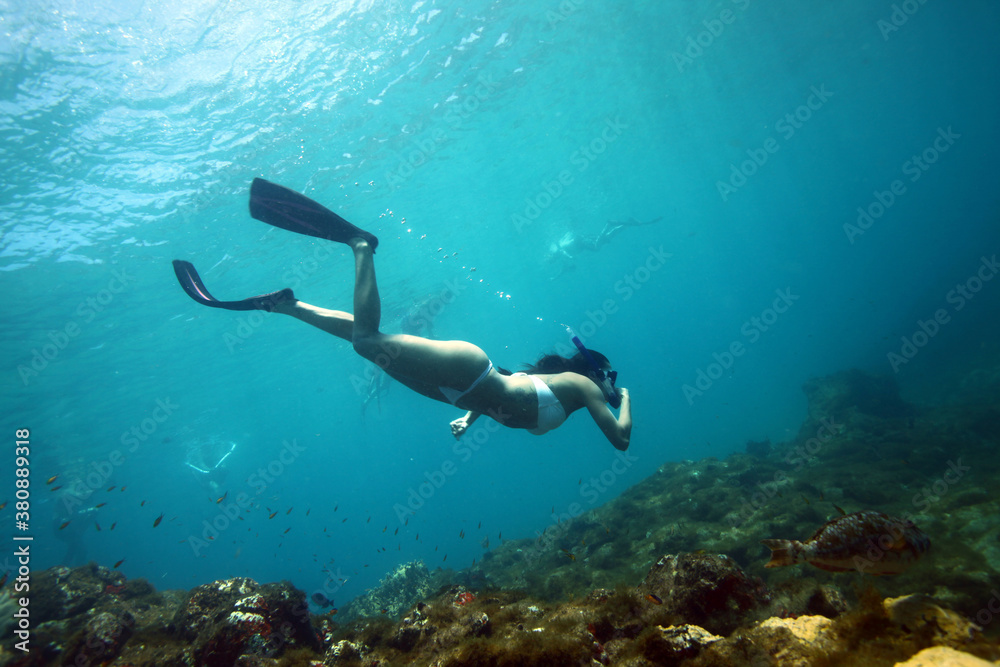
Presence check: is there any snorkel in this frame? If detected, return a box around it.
[567,328,622,409]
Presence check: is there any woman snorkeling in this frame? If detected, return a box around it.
[172,178,631,450]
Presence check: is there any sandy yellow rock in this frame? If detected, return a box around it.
[893,646,998,667]
[884,594,981,644]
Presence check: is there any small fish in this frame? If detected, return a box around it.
[801,494,811,506]
[153,513,164,528]
[477,521,481,529]
[283,527,291,534]
[761,511,929,576]
[140,500,146,507]
[121,486,126,492]
[383,526,387,533]
[107,486,116,492]
[0,501,7,510]
[46,475,59,485]
[560,549,575,561]
[95,502,107,508]
[312,592,334,607]
[481,536,489,549]
[443,554,447,562]
[306,509,311,516]
[110,522,117,531]
[334,504,338,512]
[323,608,339,617]
[367,516,371,523]
[269,512,278,520]
[342,518,347,523]
[59,521,71,530]
[113,559,125,569]
[394,527,399,536]
[0,572,8,587]
[94,522,101,532]
[459,529,464,539]
[646,594,663,605]
[217,492,228,504]
[287,507,293,515]
[50,485,63,491]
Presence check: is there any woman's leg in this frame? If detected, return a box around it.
[349,239,489,389]
[274,301,354,341]
[275,238,490,392]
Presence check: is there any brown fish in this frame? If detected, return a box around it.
[153,513,164,527]
[761,511,929,576]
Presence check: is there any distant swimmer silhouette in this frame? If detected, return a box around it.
[172,179,631,449]
[547,216,663,278]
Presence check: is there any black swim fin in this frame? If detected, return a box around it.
[249,177,379,252]
[172,260,295,312]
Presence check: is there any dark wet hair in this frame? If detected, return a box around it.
[522,350,611,376]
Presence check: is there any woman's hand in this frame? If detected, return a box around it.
[450,417,470,439]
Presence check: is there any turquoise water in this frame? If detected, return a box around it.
[1,0,997,605]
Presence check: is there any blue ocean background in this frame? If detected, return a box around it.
[1,0,997,606]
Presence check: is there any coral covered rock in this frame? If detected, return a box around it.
[173,577,319,664]
[640,624,722,664]
[636,552,770,635]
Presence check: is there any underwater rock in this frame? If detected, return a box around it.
[326,639,365,663]
[894,646,999,667]
[640,624,722,664]
[467,611,491,638]
[337,559,440,621]
[695,615,835,666]
[884,594,982,645]
[745,436,772,458]
[63,609,135,665]
[636,552,770,635]
[31,562,124,622]
[802,368,912,422]
[805,585,849,618]
[173,577,319,664]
